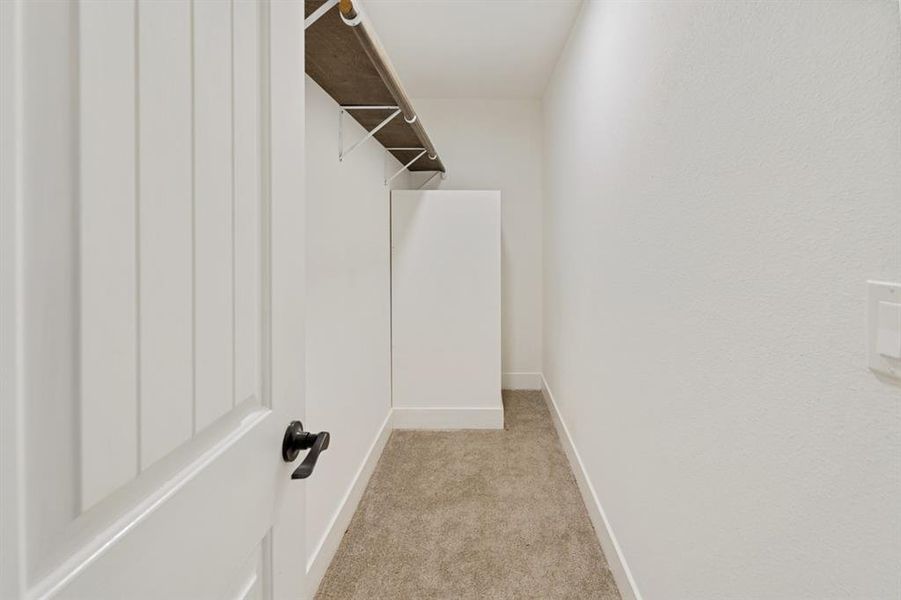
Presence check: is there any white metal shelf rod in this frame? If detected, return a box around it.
[304,0,338,29]
[417,171,442,190]
[339,107,401,161]
[385,149,427,186]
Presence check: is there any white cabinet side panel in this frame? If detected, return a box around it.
[391,190,501,412]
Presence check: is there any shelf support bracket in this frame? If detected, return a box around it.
[384,148,427,186]
[305,0,339,29]
[339,106,400,162]
[417,171,442,190]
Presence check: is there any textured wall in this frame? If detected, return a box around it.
[410,99,544,384]
[542,1,901,598]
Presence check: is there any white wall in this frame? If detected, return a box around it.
[542,2,901,599]
[410,99,543,388]
[304,78,408,581]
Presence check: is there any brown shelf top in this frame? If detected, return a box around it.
[305,0,445,173]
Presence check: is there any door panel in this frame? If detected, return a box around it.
[230,543,265,600]
[137,0,195,470]
[0,0,307,598]
[15,0,82,579]
[194,0,237,431]
[233,0,263,412]
[50,404,281,599]
[79,0,140,512]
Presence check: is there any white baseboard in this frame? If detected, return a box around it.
[306,411,393,596]
[540,375,642,600]
[501,371,543,390]
[391,406,504,429]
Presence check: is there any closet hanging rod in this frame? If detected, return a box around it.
[338,0,445,171]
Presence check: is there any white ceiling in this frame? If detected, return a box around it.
[362,0,583,99]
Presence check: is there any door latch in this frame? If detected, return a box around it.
[282,421,330,479]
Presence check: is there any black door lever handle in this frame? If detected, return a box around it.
[282,421,330,480]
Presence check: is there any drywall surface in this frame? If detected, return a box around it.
[364,1,581,98]
[391,190,502,425]
[411,99,543,387]
[305,78,408,571]
[542,2,901,598]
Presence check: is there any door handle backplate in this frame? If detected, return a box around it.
[282,421,330,479]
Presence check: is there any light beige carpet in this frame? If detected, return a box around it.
[315,390,621,600]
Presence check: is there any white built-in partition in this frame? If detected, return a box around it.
[407,99,545,391]
[391,190,503,429]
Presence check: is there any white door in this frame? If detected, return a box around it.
[0,1,311,598]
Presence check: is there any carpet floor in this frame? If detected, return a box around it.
[314,390,622,600]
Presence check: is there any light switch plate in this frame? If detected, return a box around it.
[868,281,901,381]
